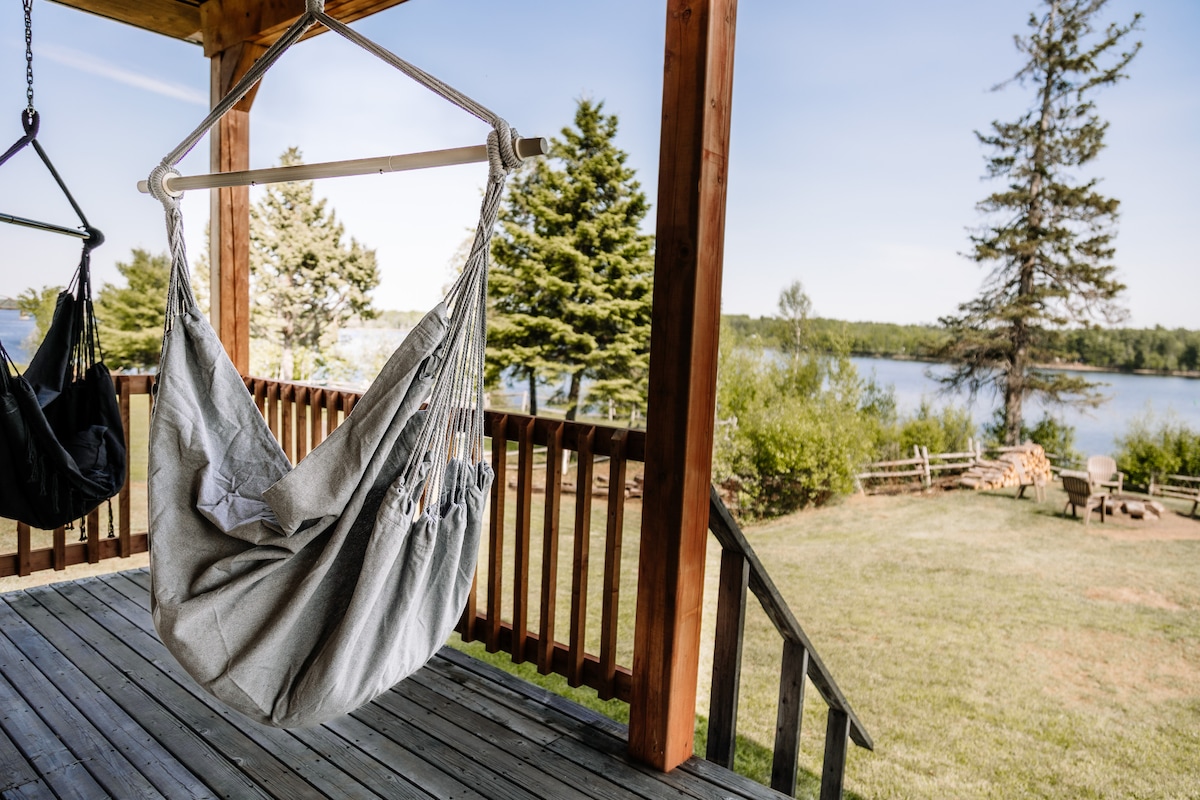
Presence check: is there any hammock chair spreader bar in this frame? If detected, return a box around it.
[0,210,91,239]
[137,137,548,195]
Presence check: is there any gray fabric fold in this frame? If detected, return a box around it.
[148,302,492,727]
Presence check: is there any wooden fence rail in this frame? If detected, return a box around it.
[856,439,983,493]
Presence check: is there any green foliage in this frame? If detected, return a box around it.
[897,402,976,459]
[488,99,654,420]
[939,0,1141,444]
[250,147,380,381]
[94,249,170,372]
[983,408,1082,467]
[1115,413,1200,489]
[724,314,1200,376]
[715,290,875,518]
[15,285,61,355]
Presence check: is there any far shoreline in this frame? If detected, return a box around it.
[851,352,1200,380]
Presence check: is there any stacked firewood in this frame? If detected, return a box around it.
[958,443,1053,490]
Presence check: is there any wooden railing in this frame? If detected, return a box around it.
[3,374,872,797]
[706,486,874,799]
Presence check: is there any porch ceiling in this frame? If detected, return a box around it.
[46,0,412,48]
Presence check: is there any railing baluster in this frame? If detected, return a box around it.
[568,426,595,687]
[820,707,851,800]
[267,382,281,440]
[486,415,509,653]
[707,547,749,768]
[512,416,535,663]
[538,421,565,674]
[326,389,340,434]
[118,377,132,556]
[17,522,31,577]
[599,428,628,700]
[86,507,100,564]
[310,388,325,447]
[295,386,309,460]
[53,526,65,570]
[281,384,295,460]
[771,639,809,795]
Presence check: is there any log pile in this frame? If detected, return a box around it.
[959,443,1053,490]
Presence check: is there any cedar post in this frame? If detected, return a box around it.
[630,0,737,772]
[202,1,269,375]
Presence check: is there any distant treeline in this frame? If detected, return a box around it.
[723,315,1200,374]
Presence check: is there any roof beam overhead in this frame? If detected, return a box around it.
[47,0,203,43]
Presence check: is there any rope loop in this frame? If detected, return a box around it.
[490,120,523,172]
[305,0,325,13]
[147,162,183,206]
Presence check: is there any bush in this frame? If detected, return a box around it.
[983,409,1081,468]
[1115,413,1200,489]
[714,325,872,518]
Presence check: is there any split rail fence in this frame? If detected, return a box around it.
[856,440,984,493]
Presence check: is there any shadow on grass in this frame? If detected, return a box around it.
[449,638,863,800]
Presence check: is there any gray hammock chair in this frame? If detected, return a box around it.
[144,3,529,728]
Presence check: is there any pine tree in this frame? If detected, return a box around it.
[94,249,171,371]
[939,0,1141,444]
[250,148,380,381]
[488,99,654,421]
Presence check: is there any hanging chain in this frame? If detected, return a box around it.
[24,0,35,117]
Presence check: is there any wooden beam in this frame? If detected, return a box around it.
[201,0,413,55]
[630,0,737,773]
[47,0,203,43]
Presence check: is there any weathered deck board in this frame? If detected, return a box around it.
[0,570,787,800]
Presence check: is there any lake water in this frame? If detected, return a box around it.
[0,308,34,364]
[852,356,1200,457]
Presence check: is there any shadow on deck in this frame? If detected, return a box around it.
[0,569,785,799]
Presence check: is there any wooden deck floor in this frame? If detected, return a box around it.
[0,569,784,800]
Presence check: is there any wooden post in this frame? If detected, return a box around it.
[206,35,265,375]
[630,0,737,772]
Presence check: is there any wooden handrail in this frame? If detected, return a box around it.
[706,485,873,799]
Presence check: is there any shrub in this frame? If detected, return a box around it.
[713,324,873,518]
[1115,412,1200,489]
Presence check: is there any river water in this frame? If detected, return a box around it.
[852,356,1200,457]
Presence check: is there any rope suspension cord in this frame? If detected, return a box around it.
[1,0,102,246]
[145,0,536,517]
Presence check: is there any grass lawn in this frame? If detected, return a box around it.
[459,485,1200,799]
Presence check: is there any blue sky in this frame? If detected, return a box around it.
[0,0,1196,327]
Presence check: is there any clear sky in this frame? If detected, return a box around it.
[0,0,1196,327]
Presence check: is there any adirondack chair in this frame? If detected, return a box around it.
[1086,455,1124,495]
[1061,471,1107,525]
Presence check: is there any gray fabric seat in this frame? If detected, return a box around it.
[149,303,491,727]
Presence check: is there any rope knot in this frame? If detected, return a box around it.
[147,162,183,206]
[488,120,523,173]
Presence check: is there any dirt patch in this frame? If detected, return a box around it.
[1085,586,1184,611]
[1075,508,1200,542]
[1029,627,1200,708]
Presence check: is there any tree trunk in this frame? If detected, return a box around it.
[1004,0,1059,445]
[279,344,294,381]
[527,371,538,417]
[565,370,584,422]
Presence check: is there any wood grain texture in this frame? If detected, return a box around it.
[631,0,738,771]
[47,0,202,42]
[706,548,748,768]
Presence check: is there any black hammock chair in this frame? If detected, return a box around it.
[0,109,125,530]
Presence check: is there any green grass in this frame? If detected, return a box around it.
[463,485,1200,799]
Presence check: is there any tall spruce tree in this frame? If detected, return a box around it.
[250,148,380,381]
[94,249,171,371]
[488,99,654,421]
[940,0,1141,444]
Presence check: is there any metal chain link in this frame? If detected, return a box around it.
[24,0,35,116]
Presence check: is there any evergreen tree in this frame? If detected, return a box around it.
[939,0,1141,444]
[250,147,380,381]
[488,99,654,420]
[15,285,61,353]
[94,249,171,371]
